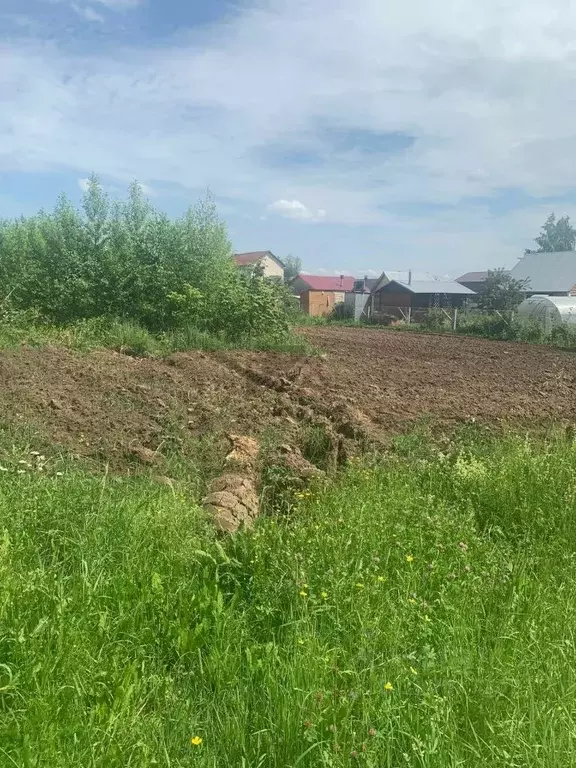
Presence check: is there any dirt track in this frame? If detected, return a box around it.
[1,328,575,467]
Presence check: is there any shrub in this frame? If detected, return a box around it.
[419,307,448,331]
[0,177,294,345]
[456,312,511,339]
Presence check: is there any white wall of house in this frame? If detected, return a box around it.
[260,255,284,279]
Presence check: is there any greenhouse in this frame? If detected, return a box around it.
[517,295,576,329]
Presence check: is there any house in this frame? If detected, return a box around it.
[234,251,285,280]
[456,271,493,292]
[510,251,576,296]
[367,275,475,321]
[291,274,357,316]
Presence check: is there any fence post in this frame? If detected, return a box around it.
[453,308,458,332]
[407,307,412,325]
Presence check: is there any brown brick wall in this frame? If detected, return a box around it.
[301,290,340,317]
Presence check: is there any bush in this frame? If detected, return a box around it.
[419,307,448,331]
[456,312,511,339]
[0,176,294,345]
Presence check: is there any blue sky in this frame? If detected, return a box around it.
[3,0,576,277]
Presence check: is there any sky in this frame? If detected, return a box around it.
[2,0,576,277]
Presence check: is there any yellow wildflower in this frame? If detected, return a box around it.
[408,597,417,604]
[377,576,385,582]
[321,591,328,600]
[299,590,308,598]
[355,582,365,589]
[190,736,203,746]
[384,681,393,691]
[406,554,414,563]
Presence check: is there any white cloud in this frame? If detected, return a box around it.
[267,199,326,222]
[92,0,142,8]
[138,182,156,197]
[70,4,105,23]
[5,0,576,272]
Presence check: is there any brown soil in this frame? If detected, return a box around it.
[1,328,576,469]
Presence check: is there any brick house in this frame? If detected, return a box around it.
[290,274,357,316]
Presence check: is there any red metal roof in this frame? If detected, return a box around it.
[297,274,356,291]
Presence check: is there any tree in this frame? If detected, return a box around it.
[476,268,529,311]
[283,254,302,283]
[528,213,576,253]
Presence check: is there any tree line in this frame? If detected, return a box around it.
[0,176,291,341]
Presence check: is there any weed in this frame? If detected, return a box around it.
[1,432,576,765]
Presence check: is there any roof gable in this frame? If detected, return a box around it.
[456,271,490,283]
[234,251,285,268]
[370,269,439,293]
[510,251,576,292]
[381,279,475,295]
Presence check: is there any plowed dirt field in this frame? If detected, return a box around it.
[1,327,575,467]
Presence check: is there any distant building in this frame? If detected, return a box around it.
[456,271,493,292]
[510,251,576,296]
[367,275,475,321]
[234,251,285,280]
[291,274,359,317]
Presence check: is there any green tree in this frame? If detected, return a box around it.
[529,213,576,253]
[476,268,529,311]
[283,254,302,283]
[0,176,293,342]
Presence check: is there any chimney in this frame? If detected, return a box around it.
[340,274,344,288]
[408,269,412,285]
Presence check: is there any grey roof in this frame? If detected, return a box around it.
[388,279,476,295]
[370,269,440,294]
[384,270,437,283]
[456,271,490,283]
[510,251,576,292]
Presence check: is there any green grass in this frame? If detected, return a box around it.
[0,317,314,356]
[1,432,576,766]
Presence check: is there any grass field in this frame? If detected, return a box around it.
[1,429,576,767]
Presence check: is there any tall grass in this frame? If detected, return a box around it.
[392,310,576,349]
[0,316,314,356]
[1,432,576,766]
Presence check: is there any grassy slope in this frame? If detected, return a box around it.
[1,433,576,767]
[0,317,314,356]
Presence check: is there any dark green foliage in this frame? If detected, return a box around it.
[529,212,576,253]
[0,176,292,342]
[476,268,529,310]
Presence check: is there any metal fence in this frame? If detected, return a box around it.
[368,306,515,332]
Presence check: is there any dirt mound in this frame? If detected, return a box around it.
[203,435,261,534]
[1,328,576,476]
